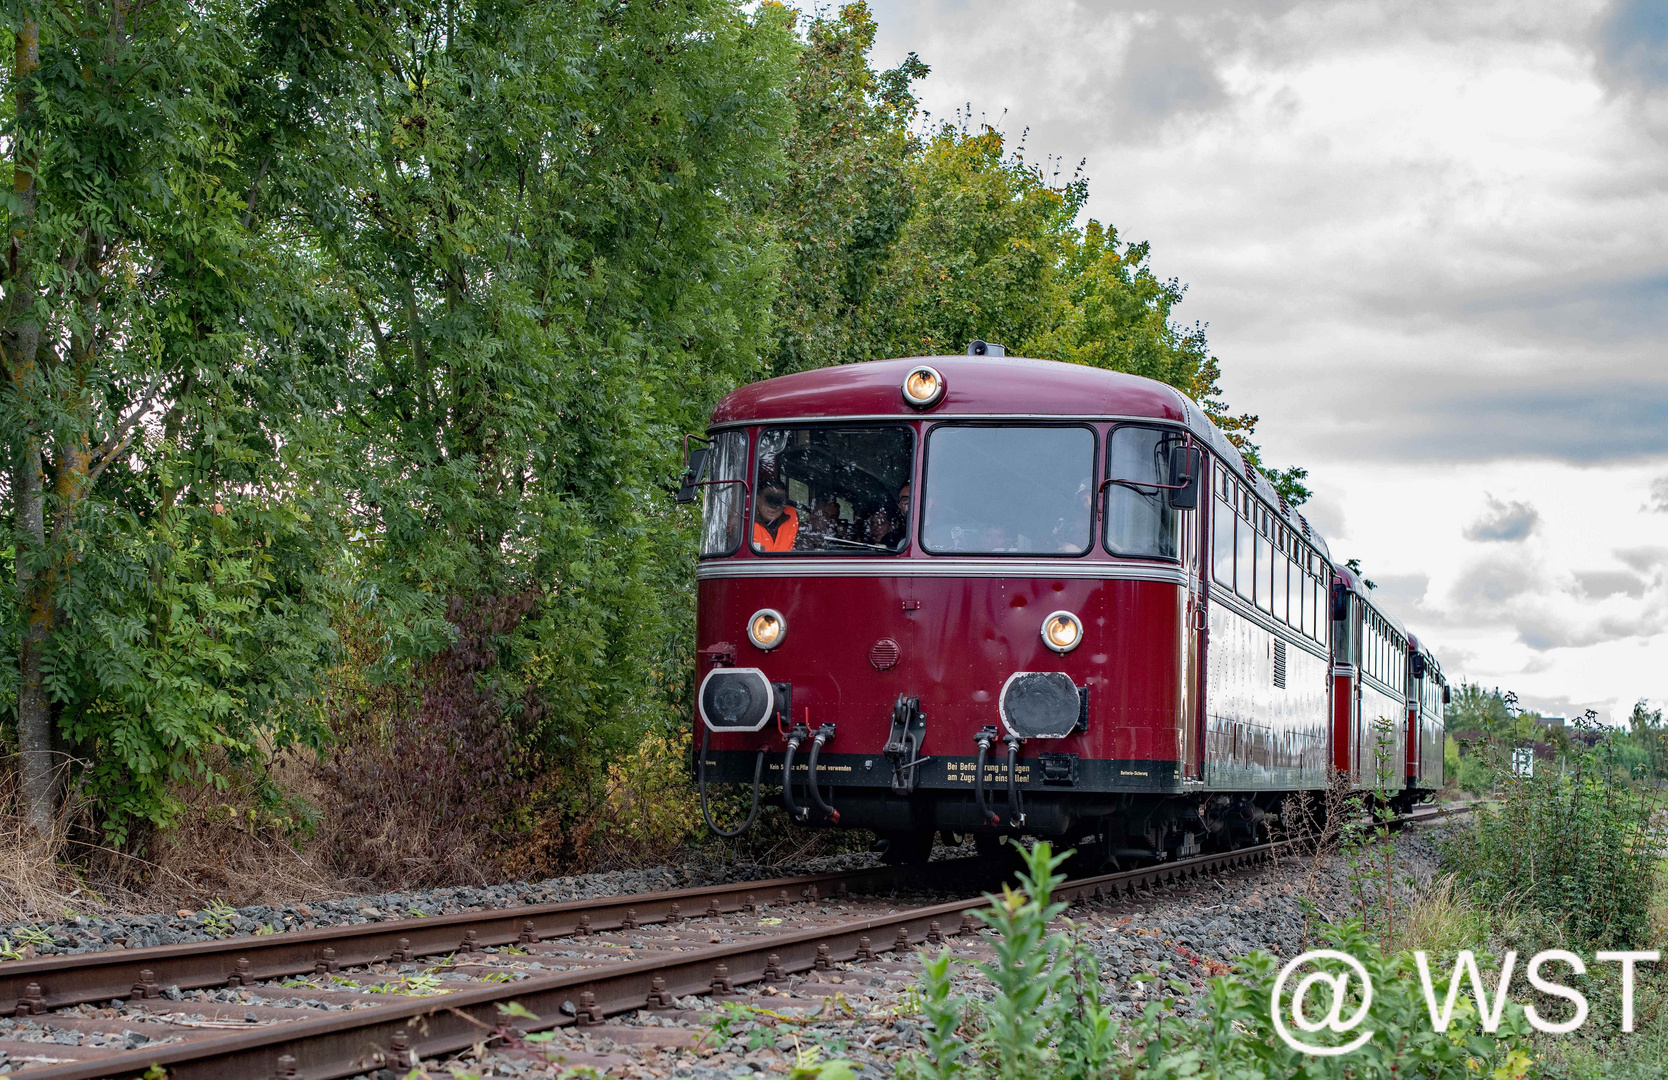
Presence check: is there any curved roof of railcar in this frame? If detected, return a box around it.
[710,355,1330,560]
[1334,564,1410,640]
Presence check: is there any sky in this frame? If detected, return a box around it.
[859,0,1667,723]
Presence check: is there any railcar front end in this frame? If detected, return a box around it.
[684,354,1448,862]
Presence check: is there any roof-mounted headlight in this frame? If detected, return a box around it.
[1041,611,1083,654]
[748,608,787,650]
[902,365,945,408]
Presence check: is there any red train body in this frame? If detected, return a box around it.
[687,355,1444,861]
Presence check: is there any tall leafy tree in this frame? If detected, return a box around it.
[0,0,344,837]
[279,0,796,772]
[769,2,925,377]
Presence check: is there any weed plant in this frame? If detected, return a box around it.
[900,841,1535,1080]
[1442,718,1663,951]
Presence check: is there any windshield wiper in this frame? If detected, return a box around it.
[820,536,895,552]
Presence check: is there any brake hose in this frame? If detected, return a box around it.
[806,725,840,824]
[698,728,764,838]
[782,726,807,820]
[974,730,999,826]
[1005,737,1025,827]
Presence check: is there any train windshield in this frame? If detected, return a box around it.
[752,425,914,554]
[921,425,1094,555]
[1104,425,1181,560]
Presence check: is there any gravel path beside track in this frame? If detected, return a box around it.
[0,851,895,960]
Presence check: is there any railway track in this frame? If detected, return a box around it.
[1,804,1469,1079]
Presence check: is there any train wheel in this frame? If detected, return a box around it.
[878,829,935,866]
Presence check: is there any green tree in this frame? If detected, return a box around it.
[0,0,347,837]
[276,0,797,827]
[770,2,925,377]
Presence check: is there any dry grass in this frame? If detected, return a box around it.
[0,758,84,922]
[140,750,344,908]
[3,729,866,918]
[0,749,348,919]
[1395,874,1489,956]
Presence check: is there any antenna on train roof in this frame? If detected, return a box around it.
[966,340,1006,357]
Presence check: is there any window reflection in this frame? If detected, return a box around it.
[922,426,1094,555]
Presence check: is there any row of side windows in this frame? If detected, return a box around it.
[1361,609,1407,695]
[1210,467,1326,643]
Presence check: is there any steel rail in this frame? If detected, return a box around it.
[12,804,1470,1079]
[0,860,981,1019]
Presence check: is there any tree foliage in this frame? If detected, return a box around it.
[0,0,1292,852]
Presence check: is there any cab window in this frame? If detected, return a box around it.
[752,425,914,555]
[1104,425,1182,560]
[698,429,748,557]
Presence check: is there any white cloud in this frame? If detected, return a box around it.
[1463,495,1540,542]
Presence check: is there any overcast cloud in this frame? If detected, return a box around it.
[860,0,1667,721]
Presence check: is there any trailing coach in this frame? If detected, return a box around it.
[679,349,1445,865]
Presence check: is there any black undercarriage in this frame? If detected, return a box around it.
[697,746,1434,869]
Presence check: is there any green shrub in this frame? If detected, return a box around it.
[1442,732,1662,951]
[903,841,1537,1080]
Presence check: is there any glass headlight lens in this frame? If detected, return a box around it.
[748,608,786,650]
[1042,611,1083,653]
[902,365,945,408]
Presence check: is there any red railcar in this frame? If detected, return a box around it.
[685,353,1441,863]
[1405,635,1449,793]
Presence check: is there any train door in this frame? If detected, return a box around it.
[1179,482,1205,780]
[1330,582,1360,781]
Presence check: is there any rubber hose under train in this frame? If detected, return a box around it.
[974,730,998,825]
[698,729,764,838]
[782,726,807,820]
[806,724,839,824]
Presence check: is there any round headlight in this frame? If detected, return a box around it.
[748,608,787,650]
[1041,610,1083,653]
[901,365,945,408]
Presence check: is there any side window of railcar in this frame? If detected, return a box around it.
[922,425,1094,555]
[752,425,914,555]
[1212,470,1235,588]
[1240,487,1254,604]
[1296,551,1308,635]
[1255,511,1274,614]
[1104,425,1182,560]
[698,429,749,557]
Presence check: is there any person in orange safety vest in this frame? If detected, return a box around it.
[753,479,799,551]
